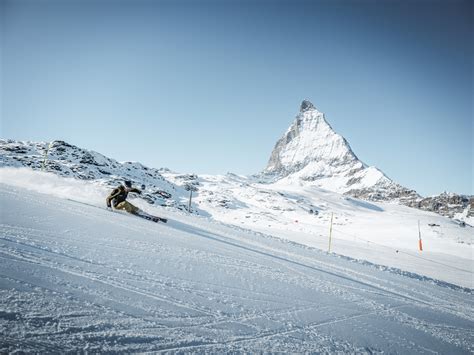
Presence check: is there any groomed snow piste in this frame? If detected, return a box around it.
[0,169,473,353]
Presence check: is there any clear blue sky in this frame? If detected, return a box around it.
[1,0,472,196]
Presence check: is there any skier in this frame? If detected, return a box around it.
[106,181,167,223]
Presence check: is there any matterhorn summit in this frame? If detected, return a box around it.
[263,100,419,203]
[265,99,363,180]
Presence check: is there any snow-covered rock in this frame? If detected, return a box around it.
[414,192,473,220]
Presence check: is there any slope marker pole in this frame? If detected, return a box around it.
[328,212,334,253]
[41,141,54,171]
[188,190,193,213]
[418,220,423,252]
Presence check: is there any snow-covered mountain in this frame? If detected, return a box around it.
[2,135,472,264]
[1,99,472,222]
[261,100,420,205]
[259,100,473,218]
[1,133,473,352]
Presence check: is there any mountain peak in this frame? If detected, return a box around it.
[262,100,418,201]
[300,99,316,112]
[264,101,360,181]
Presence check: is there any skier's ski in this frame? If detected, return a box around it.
[135,211,168,223]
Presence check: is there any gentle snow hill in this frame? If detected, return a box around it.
[0,183,473,353]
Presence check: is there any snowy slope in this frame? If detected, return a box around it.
[1,182,473,353]
[2,165,472,289]
[164,172,473,288]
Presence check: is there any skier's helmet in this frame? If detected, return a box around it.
[124,180,132,188]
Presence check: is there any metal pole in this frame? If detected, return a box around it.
[41,141,53,171]
[188,190,193,213]
[328,212,334,253]
[418,220,423,251]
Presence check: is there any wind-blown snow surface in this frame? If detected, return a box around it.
[1,177,473,352]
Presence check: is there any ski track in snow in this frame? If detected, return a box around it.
[0,184,473,353]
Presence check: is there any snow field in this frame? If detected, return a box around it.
[0,183,473,353]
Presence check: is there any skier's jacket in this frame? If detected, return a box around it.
[106,185,141,208]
